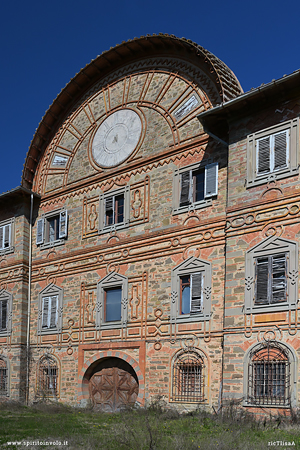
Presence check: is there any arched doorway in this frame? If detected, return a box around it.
[89,357,139,411]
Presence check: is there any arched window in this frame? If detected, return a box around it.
[247,343,290,406]
[38,356,58,398]
[0,358,8,396]
[172,350,205,402]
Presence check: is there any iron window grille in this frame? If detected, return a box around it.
[0,358,7,396]
[248,343,290,406]
[38,357,58,397]
[172,350,205,402]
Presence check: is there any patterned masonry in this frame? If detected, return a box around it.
[0,34,300,415]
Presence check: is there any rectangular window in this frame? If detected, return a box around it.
[105,194,124,226]
[180,163,218,208]
[257,130,288,175]
[0,300,7,331]
[46,216,60,242]
[180,273,202,315]
[247,119,299,187]
[42,296,58,329]
[104,287,122,322]
[99,187,129,233]
[255,254,286,305]
[36,210,68,247]
[0,224,11,251]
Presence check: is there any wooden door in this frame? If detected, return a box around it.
[89,364,139,412]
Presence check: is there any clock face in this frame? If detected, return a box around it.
[92,109,142,167]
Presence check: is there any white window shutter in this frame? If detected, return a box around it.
[180,171,190,205]
[4,225,10,248]
[59,210,68,239]
[204,162,218,198]
[50,296,58,328]
[274,130,288,170]
[257,136,270,174]
[36,218,45,245]
[42,297,50,328]
[0,226,4,250]
[190,272,202,314]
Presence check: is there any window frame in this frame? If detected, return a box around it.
[96,272,128,330]
[243,341,297,408]
[0,289,12,337]
[171,256,212,323]
[36,208,68,249]
[37,284,63,335]
[245,236,298,314]
[0,218,14,255]
[99,187,130,234]
[173,160,218,215]
[247,118,299,187]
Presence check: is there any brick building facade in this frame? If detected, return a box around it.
[0,34,299,413]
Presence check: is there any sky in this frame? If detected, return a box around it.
[1,0,300,194]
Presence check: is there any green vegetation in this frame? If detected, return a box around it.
[0,401,299,450]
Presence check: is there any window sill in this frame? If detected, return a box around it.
[174,313,210,322]
[245,302,296,314]
[247,167,298,188]
[0,247,14,256]
[98,321,124,330]
[39,239,65,250]
[38,328,60,335]
[99,222,129,234]
[170,399,207,404]
[173,199,212,215]
[244,401,289,408]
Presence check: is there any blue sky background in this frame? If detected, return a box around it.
[1,0,300,194]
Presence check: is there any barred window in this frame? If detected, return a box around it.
[172,350,205,402]
[248,343,290,406]
[0,358,8,396]
[38,357,58,397]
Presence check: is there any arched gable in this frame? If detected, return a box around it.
[22,35,243,194]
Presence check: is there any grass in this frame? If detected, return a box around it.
[0,400,300,449]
